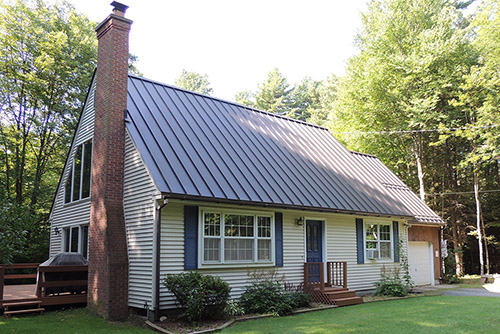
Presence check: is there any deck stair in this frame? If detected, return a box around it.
[304,262,363,307]
[2,299,44,317]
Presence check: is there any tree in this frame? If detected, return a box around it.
[287,77,323,121]
[331,0,478,275]
[174,69,213,95]
[0,0,98,262]
[249,68,293,114]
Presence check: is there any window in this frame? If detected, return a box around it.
[201,210,273,265]
[65,139,92,203]
[63,225,89,259]
[365,223,392,260]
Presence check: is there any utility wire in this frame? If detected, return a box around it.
[426,189,500,196]
[331,124,499,135]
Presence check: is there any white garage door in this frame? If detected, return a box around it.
[408,241,433,286]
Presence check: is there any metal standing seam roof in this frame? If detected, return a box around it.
[125,74,443,223]
[350,151,444,224]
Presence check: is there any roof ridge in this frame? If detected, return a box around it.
[127,73,329,131]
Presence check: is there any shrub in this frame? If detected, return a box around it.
[240,270,310,316]
[240,279,293,316]
[375,266,409,297]
[224,299,245,316]
[164,272,230,322]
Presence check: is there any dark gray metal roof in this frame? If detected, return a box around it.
[125,74,443,222]
[350,151,444,224]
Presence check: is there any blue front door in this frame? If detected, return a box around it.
[306,220,323,262]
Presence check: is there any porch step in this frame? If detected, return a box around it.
[2,299,44,318]
[4,308,45,317]
[324,290,357,300]
[322,287,348,292]
[333,296,364,307]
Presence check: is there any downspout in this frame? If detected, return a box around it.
[151,196,168,322]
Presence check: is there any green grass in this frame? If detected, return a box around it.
[0,308,154,334]
[221,296,500,334]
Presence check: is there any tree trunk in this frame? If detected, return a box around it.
[413,136,425,201]
[473,168,484,276]
[480,207,490,275]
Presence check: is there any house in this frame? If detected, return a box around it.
[48,2,445,321]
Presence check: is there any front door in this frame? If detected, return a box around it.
[306,220,323,262]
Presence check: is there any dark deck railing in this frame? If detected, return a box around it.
[304,261,347,290]
[0,263,88,307]
[0,263,39,301]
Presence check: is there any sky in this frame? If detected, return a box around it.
[62,0,369,100]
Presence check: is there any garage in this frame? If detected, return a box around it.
[408,241,434,286]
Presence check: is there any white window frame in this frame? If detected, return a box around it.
[64,139,92,204]
[62,224,89,259]
[198,208,275,268]
[363,220,393,262]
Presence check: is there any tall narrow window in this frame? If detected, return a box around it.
[82,140,92,198]
[64,139,92,203]
[73,145,82,201]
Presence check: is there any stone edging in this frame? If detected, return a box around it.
[145,304,338,334]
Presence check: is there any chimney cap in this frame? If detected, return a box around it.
[111,1,128,14]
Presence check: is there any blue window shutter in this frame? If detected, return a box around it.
[184,206,199,270]
[393,221,400,263]
[356,218,364,264]
[275,212,283,267]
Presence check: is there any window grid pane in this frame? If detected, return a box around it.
[204,213,221,236]
[224,239,253,261]
[82,140,92,199]
[257,216,271,237]
[204,238,220,262]
[258,239,271,261]
[73,145,82,201]
[225,214,254,237]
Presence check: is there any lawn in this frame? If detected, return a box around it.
[0,308,154,334]
[221,296,500,334]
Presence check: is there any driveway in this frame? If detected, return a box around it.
[443,287,500,297]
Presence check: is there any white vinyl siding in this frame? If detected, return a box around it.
[158,200,406,310]
[49,77,96,256]
[123,131,160,309]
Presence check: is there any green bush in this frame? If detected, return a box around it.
[240,276,310,316]
[240,280,293,316]
[164,272,230,322]
[375,267,409,297]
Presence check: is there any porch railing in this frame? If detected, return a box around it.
[0,263,39,301]
[304,261,347,290]
[304,262,324,290]
[327,261,347,289]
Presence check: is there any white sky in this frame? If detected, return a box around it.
[64,0,369,100]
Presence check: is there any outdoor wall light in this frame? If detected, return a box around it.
[54,227,60,236]
[296,217,305,226]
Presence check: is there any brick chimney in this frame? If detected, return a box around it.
[88,1,132,320]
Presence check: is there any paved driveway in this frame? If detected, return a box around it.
[443,287,500,297]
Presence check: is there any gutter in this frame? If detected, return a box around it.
[151,196,168,322]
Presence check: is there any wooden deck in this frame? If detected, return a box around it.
[0,263,88,311]
[3,284,37,300]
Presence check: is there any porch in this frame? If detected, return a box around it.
[304,261,363,306]
[0,263,88,317]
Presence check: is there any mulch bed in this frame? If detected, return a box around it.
[150,304,335,334]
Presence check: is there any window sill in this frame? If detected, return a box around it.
[63,196,91,208]
[364,258,394,264]
[198,262,275,270]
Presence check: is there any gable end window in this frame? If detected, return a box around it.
[65,139,92,203]
[200,210,274,266]
[364,223,392,260]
